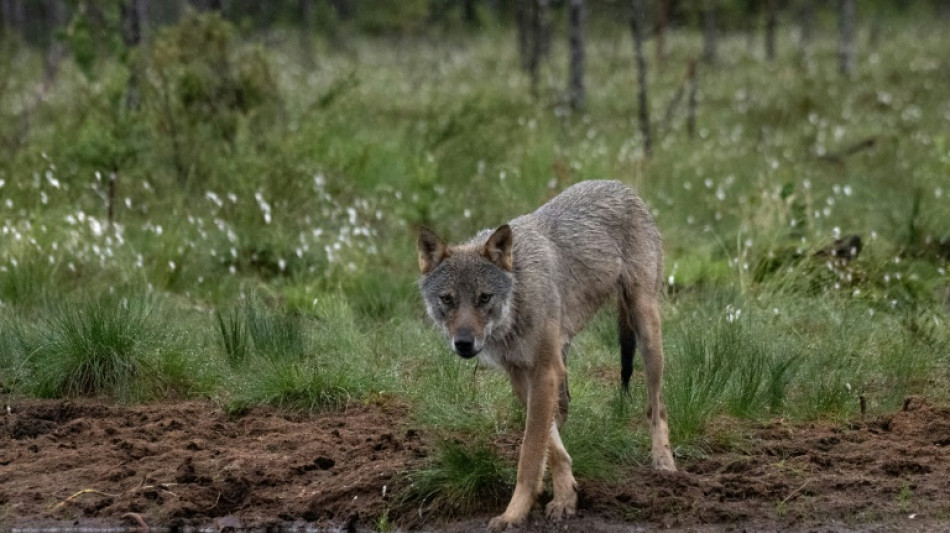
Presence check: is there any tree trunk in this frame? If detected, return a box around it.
[2,0,25,36]
[701,0,717,65]
[655,0,668,70]
[798,0,813,57]
[136,0,148,40]
[764,0,777,61]
[568,0,585,111]
[463,0,479,28]
[629,0,651,157]
[43,0,65,85]
[121,0,144,109]
[121,0,142,47]
[191,0,221,12]
[745,0,757,54]
[686,59,697,139]
[516,0,530,70]
[528,0,551,98]
[299,0,314,67]
[937,0,950,19]
[838,0,855,77]
[1,0,15,36]
[536,0,551,63]
[328,0,352,21]
[106,171,117,231]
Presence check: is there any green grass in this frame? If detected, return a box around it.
[216,306,250,366]
[220,295,392,413]
[233,358,356,413]
[561,393,650,479]
[15,290,204,401]
[662,294,806,444]
[1,10,949,517]
[403,438,515,515]
[245,301,306,361]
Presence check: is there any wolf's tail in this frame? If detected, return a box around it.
[619,327,636,393]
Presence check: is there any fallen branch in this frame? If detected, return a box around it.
[818,137,877,164]
[659,59,697,136]
[122,512,150,532]
[49,489,117,511]
[781,479,810,505]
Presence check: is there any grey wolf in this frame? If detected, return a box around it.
[417,180,675,531]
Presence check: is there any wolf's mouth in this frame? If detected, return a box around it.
[454,346,481,359]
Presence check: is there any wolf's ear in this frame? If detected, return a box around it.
[482,224,513,271]
[418,226,450,274]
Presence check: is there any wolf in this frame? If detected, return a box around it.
[417,180,675,531]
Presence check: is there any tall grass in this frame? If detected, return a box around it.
[245,302,306,361]
[403,439,515,515]
[227,296,388,413]
[16,291,182,400]
[561,393,650,478]
[0,311,30,393]
[664,299,803,445]
[216,307,250,366]
[0,255,55,310]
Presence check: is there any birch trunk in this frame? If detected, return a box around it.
[838,0,855,77]
[702,0,717,65]
[568,0,585,110]
[764,0,777,62]
[629,0,652,156]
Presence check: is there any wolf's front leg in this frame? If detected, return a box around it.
[489,363,560,531]
[544,419,577,520]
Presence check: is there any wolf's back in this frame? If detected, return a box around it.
[509,180,663,337]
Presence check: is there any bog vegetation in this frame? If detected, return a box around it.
[1,1,949,517]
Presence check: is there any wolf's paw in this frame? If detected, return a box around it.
[488,513,524,532]
[653,453,676,472]
[545,495,577,520]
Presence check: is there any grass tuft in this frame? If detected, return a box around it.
[563,392,650,479]
[216,307,250,367]
[245,302,306,361]
[236,360,355,412]
[25,291,164,400]
[229,295,386,413]
[404,439,514,515]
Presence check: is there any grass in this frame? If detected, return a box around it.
[403,438,516,515]
[226,295,389,413]
[17,290,191,400]
[1,9,949,516]
[216,307,250,366]
[561,393,650,478]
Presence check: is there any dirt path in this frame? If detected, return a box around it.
[2,397,949,531]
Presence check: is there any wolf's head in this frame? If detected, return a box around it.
[417,225,514,359]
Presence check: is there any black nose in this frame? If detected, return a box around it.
[453,333,477,358]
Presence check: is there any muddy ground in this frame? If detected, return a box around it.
[2,396,949,532]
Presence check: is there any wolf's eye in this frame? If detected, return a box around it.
[439,294,453,306]
[478,293,493,305]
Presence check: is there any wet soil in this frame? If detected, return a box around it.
[2,396,949,531]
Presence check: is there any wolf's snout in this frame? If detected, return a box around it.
[453,329,479,358]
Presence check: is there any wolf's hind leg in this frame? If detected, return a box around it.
[621,288,675,471]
